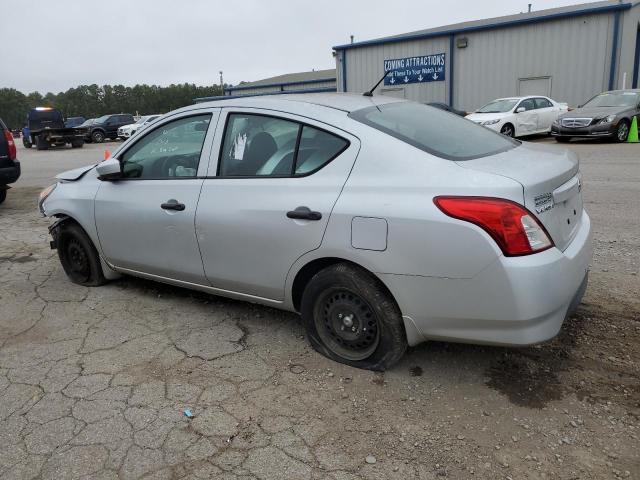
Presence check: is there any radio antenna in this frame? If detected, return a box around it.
[363,71,390,97]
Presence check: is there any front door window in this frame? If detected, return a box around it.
[120,115,211,179]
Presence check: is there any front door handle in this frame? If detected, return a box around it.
[161,199,185,211]
[286,206,322,221]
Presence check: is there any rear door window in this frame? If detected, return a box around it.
[218,113,349,177]
[534,98,552,109]
[295,126,348,175]
[349,102,517,161]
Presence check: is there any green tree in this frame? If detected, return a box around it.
[0,83,224,129]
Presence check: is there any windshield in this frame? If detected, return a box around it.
[476,99,519,113]
[29,110,63,122]
[583,92,639,108]
[349,102,518,161]
[79,119,95,127]
[95,115,111,123]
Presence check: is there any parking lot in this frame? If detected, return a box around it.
[0,138,638,479]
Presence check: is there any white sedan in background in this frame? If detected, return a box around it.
[118,115,161,140]
[466,96,568,138]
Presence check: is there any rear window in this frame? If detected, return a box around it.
[349,102,518,161]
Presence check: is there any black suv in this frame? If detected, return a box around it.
[0,117,21,205]
[81,114,134,143]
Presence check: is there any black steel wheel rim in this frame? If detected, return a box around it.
[618,123,628,141]
[66,238,90,281]
[314,288,380,361]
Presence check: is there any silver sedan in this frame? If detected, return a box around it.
[39,93,592,370]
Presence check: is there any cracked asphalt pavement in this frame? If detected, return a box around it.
[0,139,638,479]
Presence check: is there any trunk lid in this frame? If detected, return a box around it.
[456,142,583,251]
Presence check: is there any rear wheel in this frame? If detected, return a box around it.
[615,120,629,143]
[71,139,84,148]
[57,223,106,286]
[22,137,32,148]
[500,123,515,138]
[300,263,407,371]
[91,130,105,143]
[35,135,49,150]
[0,189,6,204]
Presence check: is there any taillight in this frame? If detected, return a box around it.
[3,130,16,161]
[434,196,553,256]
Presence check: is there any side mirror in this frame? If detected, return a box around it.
[516,107,526,113]
[96,158,122,181]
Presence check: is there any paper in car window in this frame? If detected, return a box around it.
[232,133,247,160]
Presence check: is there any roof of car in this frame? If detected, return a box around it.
[494,96,546,101]
[603,89,640,93]
[190,92,406,114]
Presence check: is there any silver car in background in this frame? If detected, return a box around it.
[39,94,592,370]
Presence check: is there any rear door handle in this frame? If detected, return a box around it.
[161,199,185,211]
[286,206,322,221]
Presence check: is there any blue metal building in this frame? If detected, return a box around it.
[333,0,640,110]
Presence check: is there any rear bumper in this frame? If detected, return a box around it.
[0,161,21,185]
[381,210,593,347]
[551,123,615,137]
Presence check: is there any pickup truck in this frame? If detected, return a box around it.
[0,117,20,204]
[22,108,85,150]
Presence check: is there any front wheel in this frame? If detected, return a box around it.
[91,130,105,143]
[22,137,32,148]
[500,123,515,138]
[615,120,630,143]
[300,263,407,371]
[56,223,106,286]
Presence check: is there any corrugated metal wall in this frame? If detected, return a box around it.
[337,10,627,111]
[226,80,336,96]
[454,13,613,110]
[282,80,336,92]
[618,4,640,88]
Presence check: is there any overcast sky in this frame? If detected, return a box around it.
[2,0,601,93]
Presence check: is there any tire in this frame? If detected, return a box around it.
[500,123,515,138]
[91,130,105,143]
[615,120,630,143]
[35,135,49,150]
[71,139,84,148]
[0,189,6,204]
[57,223,106,287]
[300,263,407,371]
[22,137,32,148]
[555,137,571,143]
